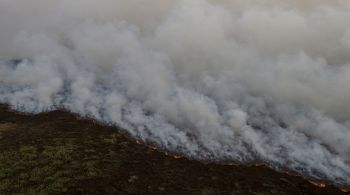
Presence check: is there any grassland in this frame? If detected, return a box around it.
[0,104,347,194]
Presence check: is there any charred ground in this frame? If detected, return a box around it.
[0,104,348,195]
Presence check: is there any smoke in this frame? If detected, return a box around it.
[1,0,350,186]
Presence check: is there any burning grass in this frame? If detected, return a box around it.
[0,104,348,194]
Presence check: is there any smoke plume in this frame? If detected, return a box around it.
[1,0,350,186]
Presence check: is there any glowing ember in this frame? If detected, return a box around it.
[172,155,183,159]
[135,140,142,145]
[254,163,268,167]
[148,145,157,150]
[225,163,240,167]
[308,181,327,188]
[164,152,184,159]
[340,188,350,193]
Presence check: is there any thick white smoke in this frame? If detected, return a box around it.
[1,0,350,186]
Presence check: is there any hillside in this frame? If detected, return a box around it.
[0,104,347,195]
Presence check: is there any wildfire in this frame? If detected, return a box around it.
[172,155,183,159]
[133,137,350,193]
[144,142,184,159]
[164,152,184,159]
[148,145,158,150]
[254,163,268,167]
[308,180,327,188]
[225,162,240,167]
[135,139,142,145]
[341,188,350,193]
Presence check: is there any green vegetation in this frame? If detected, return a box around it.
[0,127,123,194]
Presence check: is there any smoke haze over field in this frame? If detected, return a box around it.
[1,0,350,186]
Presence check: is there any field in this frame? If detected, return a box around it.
[0,104,347,195]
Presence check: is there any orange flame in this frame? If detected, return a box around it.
[308,180,327,188]
[164,152,184,159]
